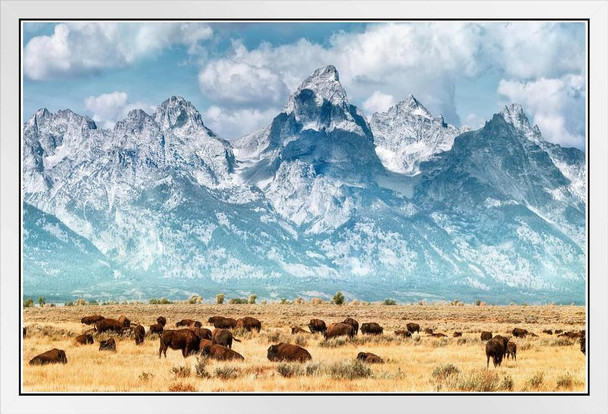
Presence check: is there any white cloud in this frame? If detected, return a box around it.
[362,91,396,115]
[497,75,585,148]
[84,91,156,129]
[203,105,279,139]
[24,22,213,80]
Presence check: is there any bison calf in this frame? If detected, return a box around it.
[204,344,244,361]
[267,343,312,362]
[394,330,412,338]
[357,352,384,363]
[134,325,145,345]
[29,349,67,365]
[75,333,94,345]
[506,341,517,360]
[99,338,116,352]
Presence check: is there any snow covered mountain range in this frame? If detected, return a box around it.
[22,65,586,304]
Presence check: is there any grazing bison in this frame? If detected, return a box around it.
[176,319,201,328]
[99,338,116,351]
[486,336,509,368]
[159,329,201,358]
[580,330,586,355]
[342,318,359,335]
[543,329,553,335]
[555,329,563,334]
[212,328,241,349]
[512,328,528,338]
[81,315,105,325]
[29,349,67,365]
[118,315,131,328]
[308,319,327,334]
[23,327,26,338]
[324,323,355,340]
[480,331,493,341]
[559,331,582,339]
[208,316,237,329]
[291,327,308,334]
[190,327,212,340]
[506,341,517,360]
[453,332,463,337]
[424,328,434,335]
[156,316,167,327]
[203,344,244,361]
[394,330,412,338]
[357,352,384,363]
[406,323,420,334]
[95,318,124,334]
[236,317,262,332]
[75,333,94,345]
[431,333,447,338]
[134,325,145,345]
[361,322,383,335]
[267,343,312,362]
[149,323,164,336]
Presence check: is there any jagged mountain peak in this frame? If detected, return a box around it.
[284,65,349,113]
[498,103,542,142]
[154,95,213,136]
[392,94,433,118]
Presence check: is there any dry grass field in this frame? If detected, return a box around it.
[22,302,586,393]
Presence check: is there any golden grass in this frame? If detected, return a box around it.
[22,302,586,392]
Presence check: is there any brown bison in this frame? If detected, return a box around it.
[361,322,383,335]
[95,318,125,334]
[208,316,237,329]
[580,330,586,355]
[236,317,262,332]
[159,329,201,358]
[267,343,312,362]
[357,352,384,363]
[176,319,202,328]
[99,338,116,351]
[212,328,241,349]
[29,349,67,365]
[543,329,553,335]
[203,344,244,361]
[559,330,582,339]
[149,323,164,336]
[506,341,517,360]
[118,315,131,328]
[430,333,448,338]
[81,315,105,325]
[23,327,27,338]
[512,328,528,338]
[555,329,563,334]
[75,333,94,345]
[308,319,327,334]
[424,328,434,335]
[198,339,214,352]
[453,332,463,337]
[342,318,359,335]
[324,323,355,340]
[394,330,412,338]
[291,326,308,334]
[134,325,145,345]
[480,331,493,341]
[486,336,510,368]
[406,323,420,334]
[190,327,212,340]
[156,316,167,327]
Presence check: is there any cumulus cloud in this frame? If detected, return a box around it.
[203,105,279,139]
[362,91,396,115]
[497,75,585,148]
[24,22,213,80]
[84,91,156,129]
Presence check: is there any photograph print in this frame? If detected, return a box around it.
[21,20,587,393]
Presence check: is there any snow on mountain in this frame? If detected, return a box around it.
[370,95,466,175]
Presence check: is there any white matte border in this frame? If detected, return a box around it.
[1,1,607,414]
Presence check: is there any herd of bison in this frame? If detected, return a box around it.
[26,313,587,372]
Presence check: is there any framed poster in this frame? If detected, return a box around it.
[1,1,606,413]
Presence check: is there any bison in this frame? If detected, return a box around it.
[324,323,355,340]
[430,333,447,338]
[361,322,383,335]
[203,344,244,361]
[580,330,586,355]
[480,331,493,341]
[559,331,582,339]
[453,332,463,337]
[512,328,528,338]
[156,316,167,327]
[236,317,262,332]
[308,319,327,334]
[99,338,116,352]
[394,330,412,338]
[134,325,145,345]
[159,329,201,358]
[176,319,201,328]
[406,323,420,334]
[208,316,237,329]
[424,328,434,335]
[291,327,308,334]
[543,329,553,335]
[75,333,94,345]
[118,315,131,328]
[267,343,312,362]
[506,341,517,360]
[212,328,241,349]
[486,336,509,368]
[198,339,214,353]
[81,315,105,325]
[23,327,27,338]
[149,323,164,336]
[95,318,125,334]
[342,318,359,335]
[357,352,384,363]
[29,349,67,365]
[190,327,212,340]
[555,329,564,334]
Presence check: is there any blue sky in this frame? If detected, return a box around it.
[23,21,586,149]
